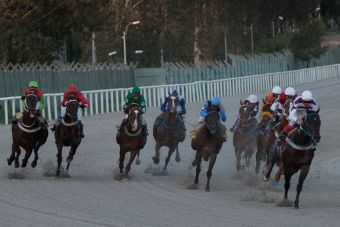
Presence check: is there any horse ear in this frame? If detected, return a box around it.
[240,100,242,105]
[262,98,265,103]
[317,107,320,114]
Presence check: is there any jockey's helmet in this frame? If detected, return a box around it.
[211,96,221,106]
[132,87,141,95]
[171,89,179,97]
[302,90,313,101]
[247,94,258,104]
[67,84,78,92]
[272,86,282,95]
[285,87,296,96]
[29,81,38,88]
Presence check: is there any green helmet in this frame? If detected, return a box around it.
[131,87,141,95]
[29,80,38,88]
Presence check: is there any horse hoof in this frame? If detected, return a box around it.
[263,176,269,182]
[152,156,160,165]
[135,159,141,165]
[175,156,181,163]
[294,201,299,209]
[205,187,210,192]
[21,162,27,168]
[56,171,60,177]
[14,162,20,168]
[7,158,13,166]
[31,161,37,168]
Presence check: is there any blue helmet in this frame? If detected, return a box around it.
[211,96,221,106]
[171,89,178,97]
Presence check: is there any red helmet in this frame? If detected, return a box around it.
[278,92,286,105]
[67,84,78,92]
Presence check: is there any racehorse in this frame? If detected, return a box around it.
[116,104,147,178]
[8,94,48,168]
[232,102,257,171]
[267,110,321,209]
[191,105,225,191]
[256,102,274,173]
[54,95,82,176]
[263,99,292,184]
[153,96,186,171]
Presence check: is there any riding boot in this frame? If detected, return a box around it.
[79,121,84,138]
[142,124,148,136]
[11,115,18,125]
[229,119,239,133]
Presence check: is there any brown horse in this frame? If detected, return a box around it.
[263,100,292,184]
[54,96,82,176]
[256,102,274,173]
[8,94,48,168]
[269,110,320,208]
[153,96,186,171]
[191,106,225,191]
[116,104,147,178]
[232,102,258,171]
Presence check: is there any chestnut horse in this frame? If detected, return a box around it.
[116,104,147,177]
[191,105,225,191]
[232,102,258,171]
[8,94,48,168]
[54,96,82,176]
[266,110,321,208]
[153,96,186,171]
[256,101,274,173]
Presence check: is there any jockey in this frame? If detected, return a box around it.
[270,87,297,124]
[13,80,47,127]
[261,85,282,108]
[122,86,148,136]
[53,84,89,138]
[230,94,259,132]
[160,89,186,117]
[277,90,319,145]
[197,96,227,141]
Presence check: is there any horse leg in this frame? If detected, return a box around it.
[255,147,262,174]
[206,153,217,192]
[263,145,278,182]
[175,145,181,163]
[56,144,63,176]
[234,147,242,171]
[66,145,78,170]
[135,150,141,165]
[194,154,202,185]
[31,147,40,168]
[294,165,310,209]
[21,149,33,168]
[8,143,19,166]
[152,142,161,165]
[119,149,126,173]
[125,150,138,177]
[274,163,284,183]
[283,171,292,201]
[163,147,175,171]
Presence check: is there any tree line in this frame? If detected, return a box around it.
[0,0,339,66]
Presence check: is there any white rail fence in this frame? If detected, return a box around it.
[1,64,340,124]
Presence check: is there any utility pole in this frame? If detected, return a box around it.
[250,24,254,54]
[92,32,96,64]
[224,29,228,62]
[272,21,275,52]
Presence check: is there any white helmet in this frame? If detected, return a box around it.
[272,86,282,94]
[247,94,258,103]
[284,87,296,96]
[301,90,313,101]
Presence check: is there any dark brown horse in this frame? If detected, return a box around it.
[267,110,321,209]
[8,94,48,168]
[153,96,186,171]
[232,102,258,171]
[256,102,274,173]
[54,96,82,176]
[191,107,225,191]
[116,104,147,178]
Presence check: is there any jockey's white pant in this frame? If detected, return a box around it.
[61,106,82,121]
[35,102,40,111]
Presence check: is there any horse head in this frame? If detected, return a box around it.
[24,94,38,117]
[238,104,253,128]
[284,99,294,116]
[303,110,321,144]
[204,109,220,135]
[127,104,142,132]
[167,96,179,113]
[65,94,79,121]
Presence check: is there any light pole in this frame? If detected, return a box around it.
[122,21,140,65]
